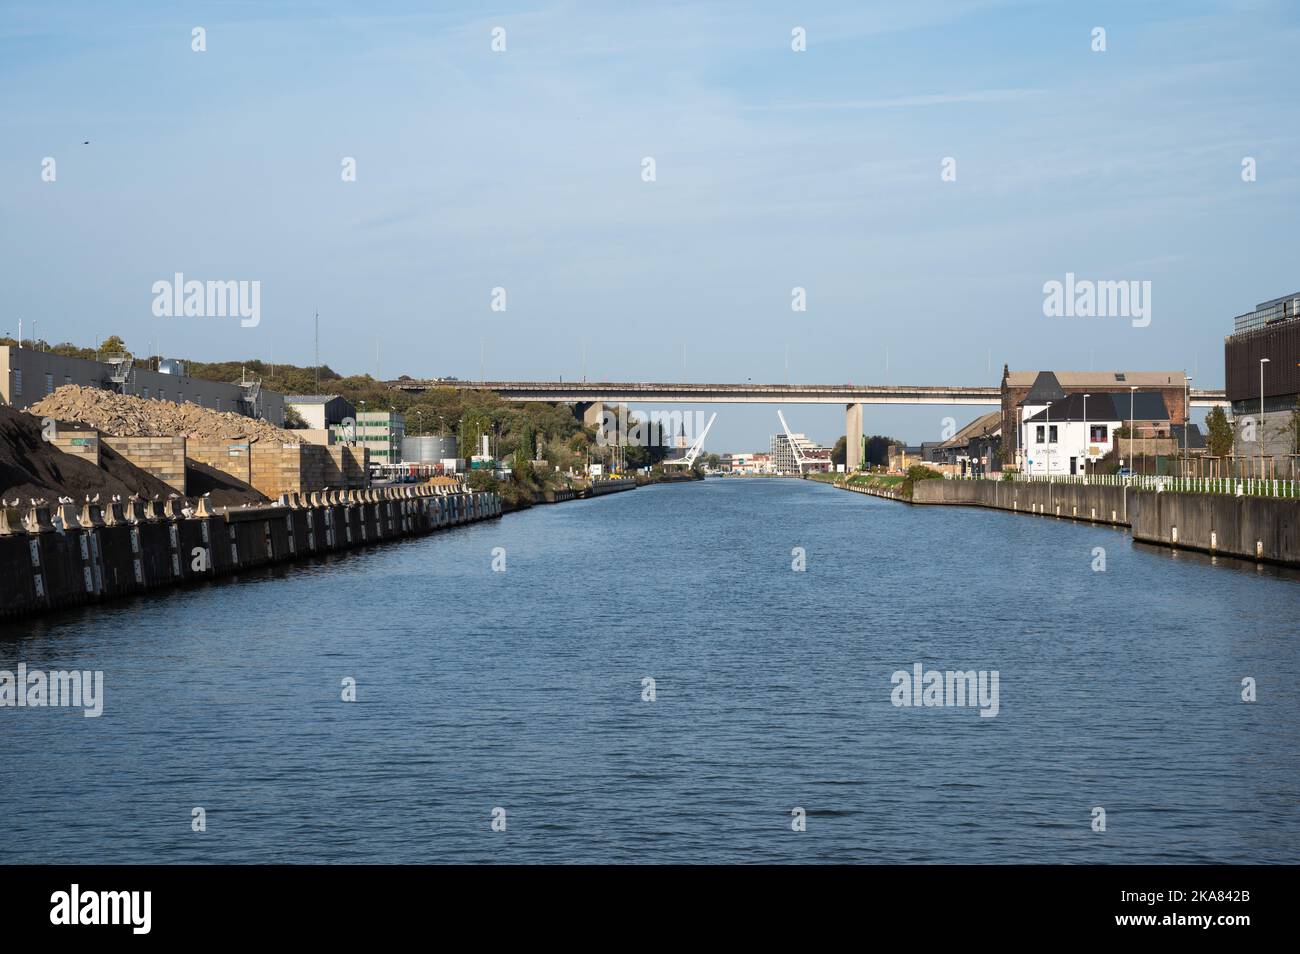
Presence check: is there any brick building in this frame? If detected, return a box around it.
[1000,368,1189,468]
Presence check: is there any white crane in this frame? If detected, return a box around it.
[664,412,717,466]
[777,409,812,475]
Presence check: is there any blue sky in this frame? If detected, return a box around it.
[2,1,1297,450]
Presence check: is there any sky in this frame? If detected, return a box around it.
[2,0,1297,450]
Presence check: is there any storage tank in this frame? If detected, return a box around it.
[158,358,186,376]
[402,435,457,463]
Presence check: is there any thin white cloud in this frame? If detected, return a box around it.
[751,88,1040,111]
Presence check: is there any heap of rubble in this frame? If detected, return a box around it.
[30,385,300,443]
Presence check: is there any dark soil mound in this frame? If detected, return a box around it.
[185,459,268,508]
[1,405,177,503]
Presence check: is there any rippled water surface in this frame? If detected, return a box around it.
[2,478,1296,863]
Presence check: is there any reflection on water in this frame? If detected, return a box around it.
[1,478,1296,863]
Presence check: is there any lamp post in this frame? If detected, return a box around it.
[1260,357,1270,479]
[1082,393,1090,479]
[1183,375,1192,477]
[1129,386,1138,477]
[1045,401,1053,477]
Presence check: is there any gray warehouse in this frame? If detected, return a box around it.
[0,346,285,425]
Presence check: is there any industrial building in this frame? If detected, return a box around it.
[1225,292,1300,462]
[769,431,832,474]
[333,410,404,466]
[284,394,356,430]
[0,345,284,424]
[934,411,1002,475]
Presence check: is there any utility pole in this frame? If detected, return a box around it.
[314,311,320,392]
[1260,357,1270,479]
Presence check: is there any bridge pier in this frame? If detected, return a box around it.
[577,401,606,429]
[846,402,863,471]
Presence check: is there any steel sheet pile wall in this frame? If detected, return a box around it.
[0,486,501,621]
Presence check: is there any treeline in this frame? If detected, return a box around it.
[830,434,905,467]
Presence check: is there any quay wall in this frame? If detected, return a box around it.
[905,479,1300,565]
[0,486,501,622]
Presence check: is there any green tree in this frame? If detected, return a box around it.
[831,435,847,467]
[1283,398,1300,457]
[99,334,130,356]
[1205,406,1234,457]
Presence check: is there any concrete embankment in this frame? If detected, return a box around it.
[499,475,639,513]
[0,486,501,621]
[583,476,638,498]
[905,479,1300,566]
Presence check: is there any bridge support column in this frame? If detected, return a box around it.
[579,401,606,429]
[845,403,863,471]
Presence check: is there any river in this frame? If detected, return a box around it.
[2,477,1296,863]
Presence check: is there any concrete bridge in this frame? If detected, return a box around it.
[388,379,1229,470]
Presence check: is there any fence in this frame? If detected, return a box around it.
[970,472,1300,498]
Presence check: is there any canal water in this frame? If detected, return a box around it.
[2,478,1296,863]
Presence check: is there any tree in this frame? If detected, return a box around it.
[864,436,898,468]
[831,436,847,467]
[99,334,130,356]
[1205,406,1234,457]
[1282,398,1300,457]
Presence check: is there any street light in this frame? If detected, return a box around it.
[1260,358,1270,479]
[1082,393,1090,479]
[1183,375,1192,476]
[1045,400,1053,476]
[1129,386,1138,477]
